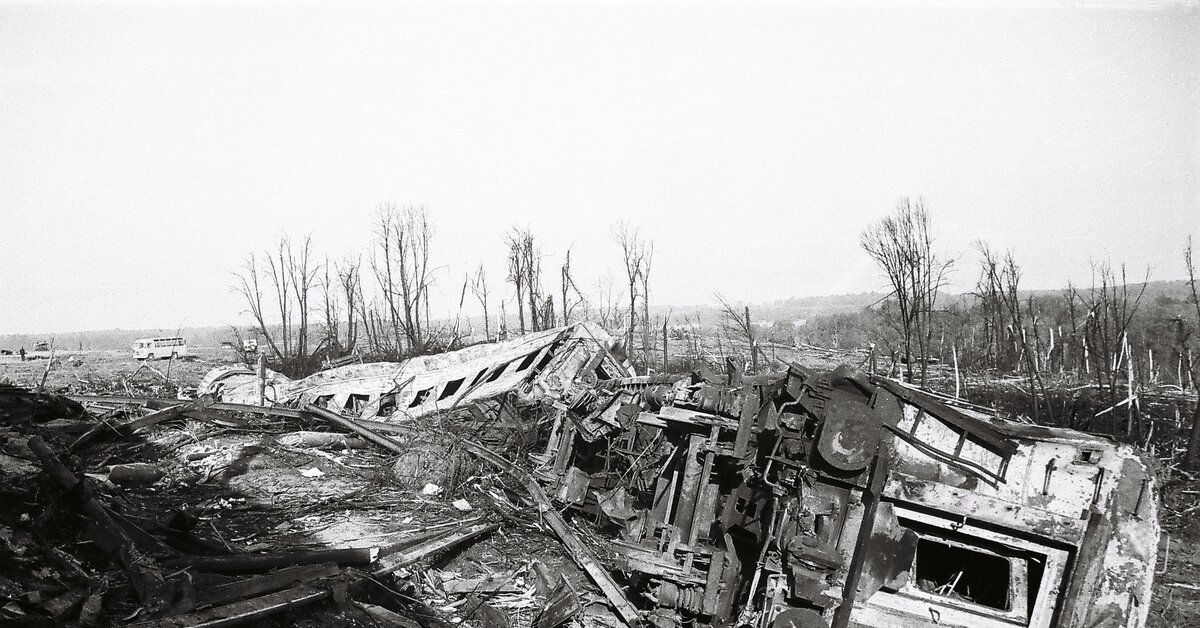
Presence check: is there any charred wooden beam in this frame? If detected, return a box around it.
[304,403,408,454]
[164,547,379,574]
[136,582,335,628]
[198,563,342,607]
[28,436,172,612]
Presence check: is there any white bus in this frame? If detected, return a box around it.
[133,337,189,360]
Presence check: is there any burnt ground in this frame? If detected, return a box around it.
[1148,481,1200,627]
[1,350,1198,627]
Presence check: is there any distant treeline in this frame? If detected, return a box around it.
[0,327,233,352]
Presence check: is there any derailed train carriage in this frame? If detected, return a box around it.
[535,364,1158,628]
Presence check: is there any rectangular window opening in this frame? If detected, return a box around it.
[439,378,465,401]
[344,393,370,413]
[913,538,1010,611]
[515,352,539,372]
[533,349,556,372]
[408,387,435,408]
[485,362,511,383]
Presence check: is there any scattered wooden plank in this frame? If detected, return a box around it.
[378,517,485,557]
[199,563,341,607]
[529,560,556,597]
[207,402,309,419]
[533,579,581,628]
[105,506,176,556]
[373,521,500,577]
[356,602,423,628]
[68,395,177,408]
[136,520,497,627]
[69,398,211,451]
[164,547,379,574]
[137,582,333,628]
[43,418,98,434]
[441,571,519,594]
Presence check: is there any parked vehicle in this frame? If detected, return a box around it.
[132,337,188,360]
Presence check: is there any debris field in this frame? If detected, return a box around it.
[0,323,1164,628]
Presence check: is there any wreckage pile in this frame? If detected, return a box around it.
[0,388,593,628]
[0,323,1164,628]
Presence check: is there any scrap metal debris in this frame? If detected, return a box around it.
[523,363,1160,628]
[0,324,1161,628]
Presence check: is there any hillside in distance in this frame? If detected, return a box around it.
[0,280,1191,352]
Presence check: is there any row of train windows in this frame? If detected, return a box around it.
[406,348,550,408]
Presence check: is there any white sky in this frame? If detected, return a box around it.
[1,1,1197,334]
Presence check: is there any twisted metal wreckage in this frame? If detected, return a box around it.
[201,322,1160,628]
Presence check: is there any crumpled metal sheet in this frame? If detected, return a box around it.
[197,322,631,420]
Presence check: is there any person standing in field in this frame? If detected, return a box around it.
[19,347,25,361]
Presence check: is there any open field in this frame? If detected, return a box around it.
[0,348,237,398]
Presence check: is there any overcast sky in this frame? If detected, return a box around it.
[2,1,1197,334]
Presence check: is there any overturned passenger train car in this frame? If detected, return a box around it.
[535,364,1158,628]
[198,322,633,418]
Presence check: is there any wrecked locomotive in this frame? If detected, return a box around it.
[535,365,1158,628]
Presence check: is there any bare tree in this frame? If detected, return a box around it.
[1181,236,1200,468]
[264,237,294,358]
[336,256,363,354]
[1070,261,1150,435]
[640,242,655,366]
[470,264,492,341]
[976,244,1053,422]
[560,248,585,326]
[320,258,341,355]
[860,197,953,384]
[973,249,1007,370]
[371,206,404,354]
[499,297,510,339]
[593,273,623,330]
[614,221,649,359]
[505,228,543,334]
[522,233,544,331]
[506,232,527,334]
[370,204,436,355]
[286,235,317,360]
[450,273,470,342]
[232,234,321,373]
[233,252,283,361]
[541,294,556,328]
[715,293,758,373]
